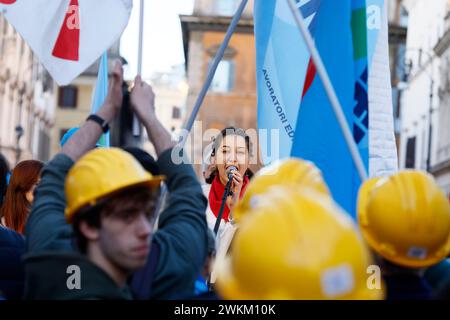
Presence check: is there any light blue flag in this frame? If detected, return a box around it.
[254,0,322,165]
[91,52,110,147]
[351,0,370,219]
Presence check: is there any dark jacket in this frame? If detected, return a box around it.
[23,251,132,300]
[0,226,25,300]
[424,259,450,299]
[384,273,433,300]
[24,148,208,300]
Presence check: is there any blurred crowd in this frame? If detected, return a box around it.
[0,62,449,301]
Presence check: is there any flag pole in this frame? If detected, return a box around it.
[132,0,145,136]
[179,0,249,148]
[286,0,368,181]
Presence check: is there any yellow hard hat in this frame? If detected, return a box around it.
[65,148,164,223]
[358,170,450,268]
[357,176,384,220]
[216,187,384,300]
[233,158,330,222]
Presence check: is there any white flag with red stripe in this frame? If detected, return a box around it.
[0,0,132,85]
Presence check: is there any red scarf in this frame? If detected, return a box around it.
[209,174,249,222]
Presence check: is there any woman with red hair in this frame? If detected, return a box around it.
[0,160,43,234]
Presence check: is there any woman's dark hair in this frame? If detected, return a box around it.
[0,153,10,208]
[0,160,43,233]
[206,127,254,184]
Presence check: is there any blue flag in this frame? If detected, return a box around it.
[290,0,360,217]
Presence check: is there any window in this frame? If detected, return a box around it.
[421,127,427,170]
[210,60,235,93]
[395,43,406,83]
[399,6,408,28]
[405,137,416,169]
[58,86,78,108]
[172,106,181,119]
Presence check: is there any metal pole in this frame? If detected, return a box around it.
[286,0,368,181]
[15,90,24,165]
[213,178,233,236]
[132,0,145,136]
[179,0,249,148]
[426,79,433,172]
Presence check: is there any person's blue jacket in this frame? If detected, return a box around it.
[24,148,208,299]
[0,226,25,300]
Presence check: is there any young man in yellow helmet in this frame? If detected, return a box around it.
[357,171,450,300]
[23,62,209,299]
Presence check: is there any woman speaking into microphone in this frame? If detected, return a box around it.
[202,127,253,286]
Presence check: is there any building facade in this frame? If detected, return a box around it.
[0,16,55,166]
[431,1,450,195]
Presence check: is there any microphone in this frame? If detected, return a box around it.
[226,166,238,180]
